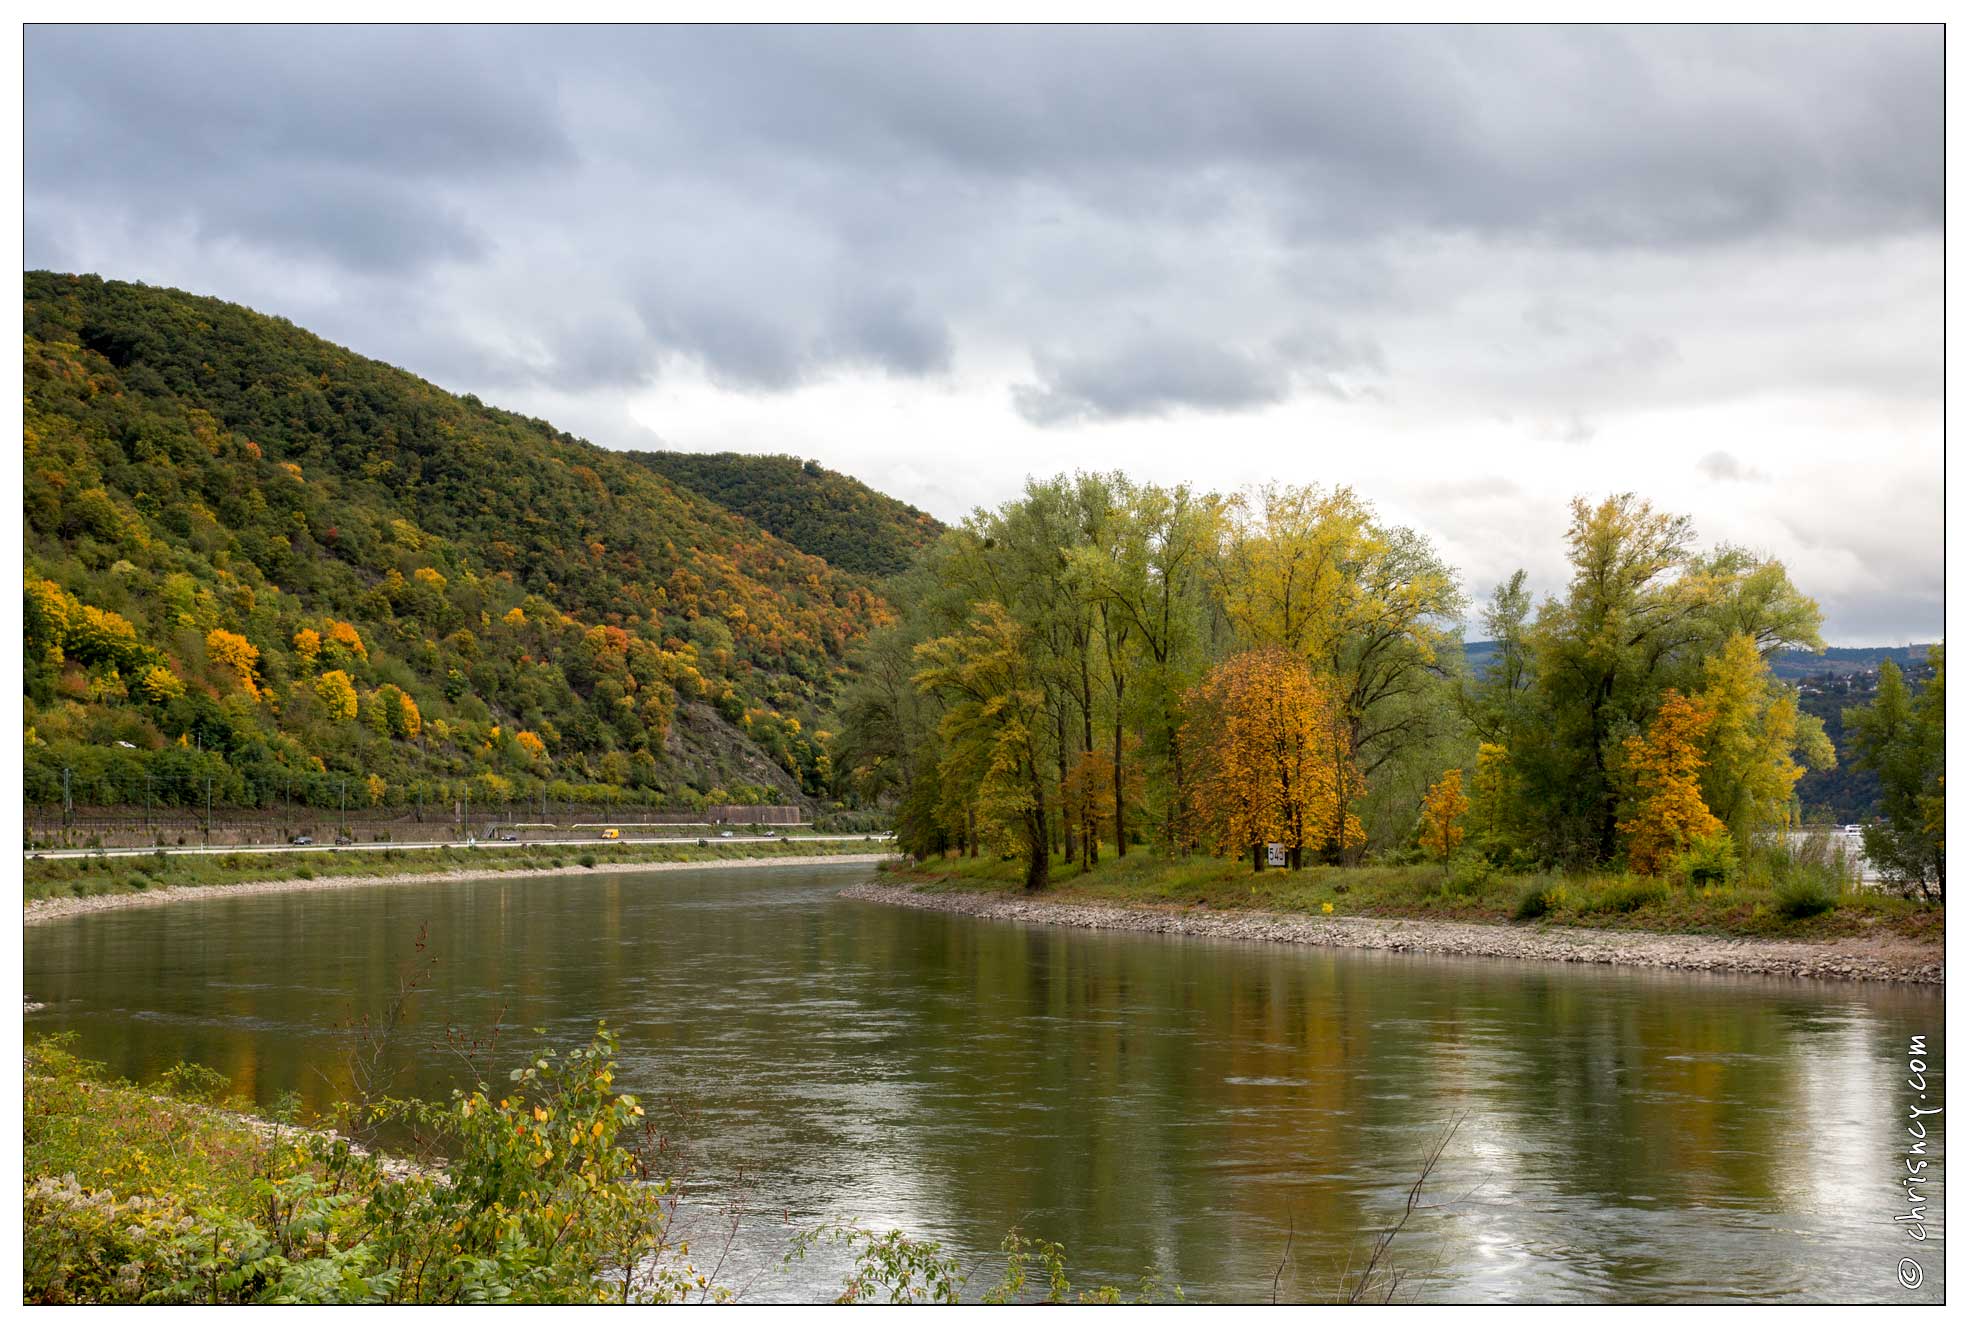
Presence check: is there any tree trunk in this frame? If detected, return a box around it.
[1168,715,1187,856]
[1252,842,1265,873]
[1113,713,1127,857]
[1056,709,1075,864]
[967,806,978,858]
[1025,765,1051,892]
[1080,659,1097,869]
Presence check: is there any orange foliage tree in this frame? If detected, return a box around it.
[1180,646,1363,871]
[205,629,261,697]
[1618,690,1725,875]
[1418,767,1469,866]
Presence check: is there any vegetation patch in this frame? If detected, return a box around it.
[891,848,1940,944]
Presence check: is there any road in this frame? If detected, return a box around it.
[25,834,894,861]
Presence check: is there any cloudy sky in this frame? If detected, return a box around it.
[24,24,1942,644]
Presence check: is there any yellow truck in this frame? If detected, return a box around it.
[600,827,620,840]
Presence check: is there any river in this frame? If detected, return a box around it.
[23,862,1945,1303]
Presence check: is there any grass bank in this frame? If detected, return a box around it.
[885,848,1941,945]
[23,837,892,905]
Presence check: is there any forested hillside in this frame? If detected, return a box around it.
[23,273,892,815]
[627,450,943,579]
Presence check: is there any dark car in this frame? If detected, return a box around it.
[496,831,518,842]
[290,835,313,846]
[334,834,354,846]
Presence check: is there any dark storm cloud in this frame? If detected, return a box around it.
[25,24,1941,407]
[826,287,954,378]
[1013,326,1382,426]
[21,24,1942,639]
[27,24,571,277]
[1013,335,1295,426]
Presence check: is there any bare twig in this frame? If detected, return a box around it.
[1271,1215,1295,1304]
[1346,1112,1466,1305]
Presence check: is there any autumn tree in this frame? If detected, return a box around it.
[1418,768,1469,867]
[375,684,423,740]
[1181,647,1363,871]
[205,629,261,698]
[315,669,359,723]
[135,664,187,704]
[1509,495,1823,865]
[1212,483,1464,855]
[1697,632,1833,845]
[913,602,1054,890]
[1618,690,1724,876]
[1069,477,1222,856]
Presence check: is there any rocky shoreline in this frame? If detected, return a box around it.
[24,853,893,927]
[840,882,1944,986]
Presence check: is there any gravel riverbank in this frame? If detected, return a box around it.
[841,882,1943,986]
[24,853,894,927]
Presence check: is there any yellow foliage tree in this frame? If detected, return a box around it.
[205,629,260,697]
[324,620,368,664]
[502,606,527,628]
[515,729,548,763]
[1698,632,1833,846]
[292,627,321,670]
[365,773,388,806]
[1181,646,1363,871]
[1618,690,1725,875]
[136,664,187,704]
[24,577,71,663]
[314,669,359,722]
[1419,768,1469,865]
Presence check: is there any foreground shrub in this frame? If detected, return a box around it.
[1772,873,1839,919]
[1673,830,1739,888]
[1512,883,1554,921]
[1440,854,1492,899]
[1586,878,1670,915]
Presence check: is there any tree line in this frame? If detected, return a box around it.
[831,475,1944,898]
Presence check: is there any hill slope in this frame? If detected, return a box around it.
[627,450,943,579]
[23,272,892,815]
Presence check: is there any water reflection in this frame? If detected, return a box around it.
[24,864,1944,1303]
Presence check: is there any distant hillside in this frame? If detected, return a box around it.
[1765,643,1938,681]
[23,273,892,815]
[627,450,943,579]
[1464,639,1938,681]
